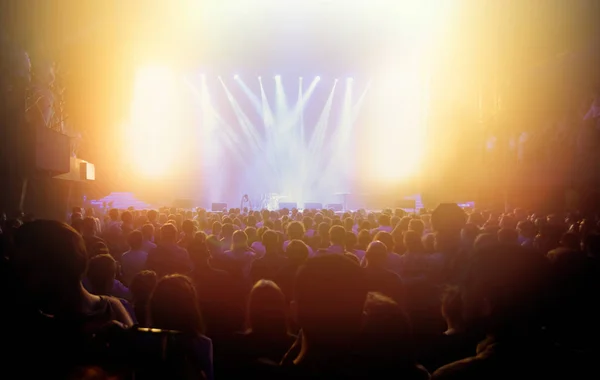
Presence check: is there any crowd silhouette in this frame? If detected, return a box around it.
[1,204,599,379]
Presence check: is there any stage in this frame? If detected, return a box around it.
[91,192,426,213]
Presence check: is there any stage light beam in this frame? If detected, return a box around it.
[128,66,181,178]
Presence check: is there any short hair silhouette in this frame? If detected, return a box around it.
[294,255,367,337]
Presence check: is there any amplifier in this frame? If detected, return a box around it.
[279,202,298,210]
[211,203,227,212]
[304,202,323,210]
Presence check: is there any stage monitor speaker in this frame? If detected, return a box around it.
[326,203,343,212]
[279,202,297,210]
[395,199,416,210]
[173,198,194,209]
[33,126,70,174]
[304,202,323,210]
[211,203,227,212]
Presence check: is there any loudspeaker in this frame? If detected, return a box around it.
[279,202,297,210]
[80,162,96,180]
[173,198,194,209]
[33,126,70,174]
[211,203,227,212]
[326,203,343,212]
[54,158,95,182]
[304,202,322,210]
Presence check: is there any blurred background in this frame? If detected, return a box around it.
[1,0,600,217]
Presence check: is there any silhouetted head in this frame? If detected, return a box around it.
[329,225,346,246]
[86,254,117,295]
[344,217,354,231]
[404,230,425,253]
[182,220,195,235]
[150,275,204,335]
[262,230,279,252]
[287,221,305,240]
[345,231,358,250]
[560,232,580,250]
[221,223,234,240]
[374,231,393,252]
[130,270,157,304]
[285,240,310,264]
[188,234,210,267]
[317,222,330,239]
[14,220,88,310]
[160,223,178,244]
[361,292,412,365]
[82,217,97,236]
[127,230,143,250]
[461,243,550,335]
[294,255,367,343]
[408,219,425,236]
[121,211,133,225]
[108,209,119,221]
[357,229,371,249]
[365,241,388,267]
[378,214,391,227]
[431,203,466,236]
[231,230,249,251]
[248,280,289,336]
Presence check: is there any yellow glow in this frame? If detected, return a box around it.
[368,68,427,182]
[364,0,450,184]
[127,66,181,178]
[123,0,454,189]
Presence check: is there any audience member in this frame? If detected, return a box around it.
[121,230,148,286]
[145,223,192,278]
[148,275,214,380]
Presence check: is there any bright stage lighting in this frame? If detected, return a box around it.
[275,75,281,80]
[347,77,353,81]
[234,74,239,80]
[128,66,182,178]
[367,70,426,183]
[316,76,320,81]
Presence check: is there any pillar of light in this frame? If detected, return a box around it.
[274,74,288,115]
[236,76,264,117]
[128,66,181,178]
